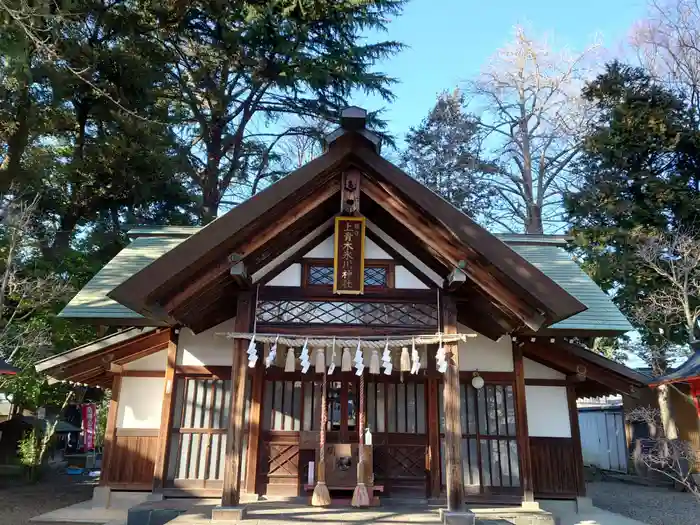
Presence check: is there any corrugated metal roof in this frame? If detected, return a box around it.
[509,244,632,332]
[59,231,632,334]
[58,237,186,320]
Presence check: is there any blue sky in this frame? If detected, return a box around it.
[353,0,648,144]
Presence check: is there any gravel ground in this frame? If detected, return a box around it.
[0,470,95,525]
[588,480,700,525]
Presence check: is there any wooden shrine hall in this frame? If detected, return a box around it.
[37,107,648,514]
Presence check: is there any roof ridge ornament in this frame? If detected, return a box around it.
[324,106,382,153]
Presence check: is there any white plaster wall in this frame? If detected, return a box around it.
[266,263,301,286]
[177,318,236,366]
[523,357,566,380]
[457,323,514,371]
[395,266,429,290]
[117,377,164,428]
[303,235,391,259]
[525,385,571,437]
[123,349,167,371]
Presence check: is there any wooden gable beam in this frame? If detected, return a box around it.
[362,178,548,331]
[46,329,170,382]
[522,340,641,398]
[159,179,341,318]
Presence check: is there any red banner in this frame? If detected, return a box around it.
[81,403,96,451]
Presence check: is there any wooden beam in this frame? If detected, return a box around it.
[567,381,586,497]
[362,178,547,331]
[342,168,361,214]
[245,362,264,494]
[513,343,534,501]
[441,294,465,511]
[446,267,466,291]
[162,180,341,316]
[427,372,441,498]
[152,329,179,493]
[258,286,436,303]
[100,373,121,486]
[229,254,251,288]
[221,291,253,507]
[523,342,641,398]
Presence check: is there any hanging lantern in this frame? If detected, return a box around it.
[471,371,484,390]
[341,348,352,372]
[369,349,380,375]
[284,348,296,373]
[315,348,326,374]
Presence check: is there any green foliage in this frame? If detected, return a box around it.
[401,90,497,221]
[18,428,40,468]
[94,391,110,450]
[565,61,700,362]
[0,369,72,414]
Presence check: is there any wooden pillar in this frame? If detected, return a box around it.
[427,375,441,498]
[513,343,534,501]
[441,294,464,511]
[152,328,178,492]
[222,291,254,507]
[567,381,586,496]
[100,373,122,486]
[244,360,264,494]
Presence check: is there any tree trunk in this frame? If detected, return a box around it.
[525,203,543,234]
[657,383,679,440]
[0,79,32,193]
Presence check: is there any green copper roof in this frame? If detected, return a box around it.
[59,235,186,321]
[59,229,632,334]
[509,244,632,333]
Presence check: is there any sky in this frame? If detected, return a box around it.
[352,0,649,144]
[349,0,653,368]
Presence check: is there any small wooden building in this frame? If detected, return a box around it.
[37,108,648,509]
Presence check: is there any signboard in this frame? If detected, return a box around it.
[333,216,365,295]
[81,403,97,451]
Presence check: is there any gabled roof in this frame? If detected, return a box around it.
[103,127,585,335]
[59,228,631,336]
[649,350,700,387]
[509,244,632,334]
[59,237,184,323]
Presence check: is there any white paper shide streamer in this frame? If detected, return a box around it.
[247,334,258,368]
[435,335,447,374]
[265,336,279,368]
[381,340,392,376]
[410,338,420,375]
[299,338,311,374]
[354,339,364,376]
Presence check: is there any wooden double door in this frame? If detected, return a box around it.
[257,371,429,497]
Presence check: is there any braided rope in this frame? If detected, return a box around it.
[358,373,365,444]
[220,332,473,348]
[320,374,328,463]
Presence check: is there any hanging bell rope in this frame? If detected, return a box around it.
[219,332,474,348]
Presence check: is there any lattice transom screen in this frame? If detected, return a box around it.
[256,300,438,327]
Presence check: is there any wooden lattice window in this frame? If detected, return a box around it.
[302,259,393,289]
[166,375,251,486]
[439,381,520,494]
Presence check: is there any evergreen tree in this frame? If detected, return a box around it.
[401,90,497,222]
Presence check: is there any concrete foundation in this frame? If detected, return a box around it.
[211,506,247,521]
[91,486,111,509]
[439,509,476,525]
